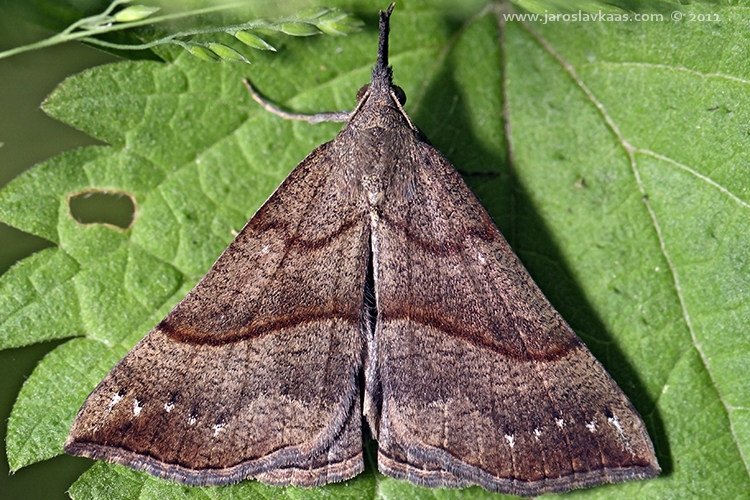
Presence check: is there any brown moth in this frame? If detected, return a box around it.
[66,4,660,497]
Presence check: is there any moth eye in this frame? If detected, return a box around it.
[356,84,370,102]
[392,85,407,105]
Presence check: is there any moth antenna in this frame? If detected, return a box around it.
[373,3,396,85]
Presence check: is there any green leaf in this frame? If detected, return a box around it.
[2,1,750,499]
[6,338,124,470]
[68,447,379,500]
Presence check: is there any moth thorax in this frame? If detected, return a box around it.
[361,174,384,206]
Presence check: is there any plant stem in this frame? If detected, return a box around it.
[0,1,246,61]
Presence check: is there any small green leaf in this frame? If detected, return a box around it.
[113,5,161,23]
[315,12,365,36]
[297,7,330,19]
[207,43,250,63]
[184,43,221,62]
[233,30,276,51]
[251,25,279,36]
[279,21,321,36]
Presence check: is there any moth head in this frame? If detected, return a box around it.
[356,83,406,106]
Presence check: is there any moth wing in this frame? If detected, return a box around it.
[372,140,660,496]
[66,142,369,487]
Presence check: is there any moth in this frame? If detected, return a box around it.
[66,4,660,497]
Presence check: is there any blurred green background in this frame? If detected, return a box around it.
[0,1,118,498]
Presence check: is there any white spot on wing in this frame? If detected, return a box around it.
[505,434,515,448]
[586,420,597,432]
[107,392,123,411]
[607,412,634,453]
[260,245,269,255]
[188,415,197,425]
[213,423,225,437]
[133,399,143,416]
[534,428,542,441]
[164,402,174,412]
[556,418,565,429]
[608,414,623,434]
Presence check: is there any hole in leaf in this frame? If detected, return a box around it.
[68,190,136,229]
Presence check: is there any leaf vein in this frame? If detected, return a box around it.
[520,19,750,478]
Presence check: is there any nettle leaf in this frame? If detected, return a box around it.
[2,1,749,499]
